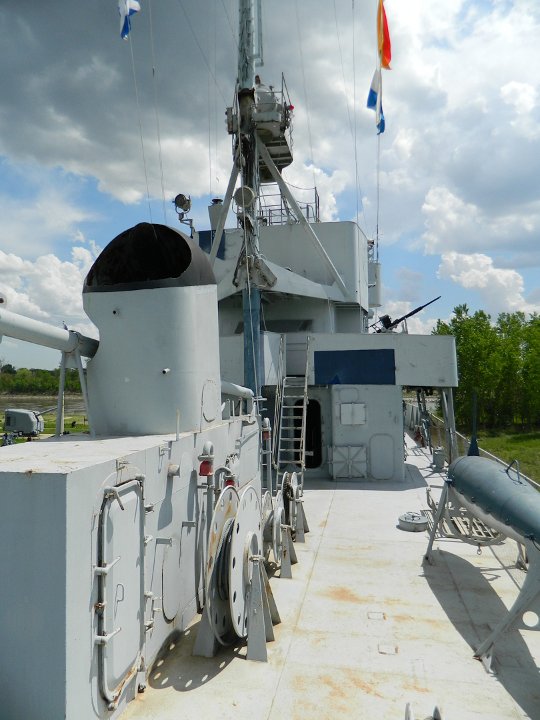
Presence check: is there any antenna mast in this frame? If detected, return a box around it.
[236,0,263,395]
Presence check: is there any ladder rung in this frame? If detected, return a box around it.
[276,375,307,480]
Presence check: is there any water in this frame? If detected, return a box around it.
[0,395,86,415]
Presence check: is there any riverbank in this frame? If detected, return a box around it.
[478,430,540,481]
[0,394,84,413]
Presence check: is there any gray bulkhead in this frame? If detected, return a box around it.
[0,222,262,719]
[214,215,457,483]
[0,421,259,719]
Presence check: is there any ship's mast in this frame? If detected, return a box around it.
[237,0,262,395]
[210,0,295,394]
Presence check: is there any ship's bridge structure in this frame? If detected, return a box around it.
[199,0,458,485]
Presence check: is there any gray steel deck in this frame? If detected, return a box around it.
[124,441,540,719]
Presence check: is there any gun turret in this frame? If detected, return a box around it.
[372,296,441,333]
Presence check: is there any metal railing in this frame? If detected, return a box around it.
[257,186,320,226]
[404,400,539,489]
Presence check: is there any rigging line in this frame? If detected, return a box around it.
[208,11,216,195]
[334,0,368,233]
[332,1,368,233]
[351,0,367,232]
[148,0,167,223]
[128,34,153,222]
[293,0,316,190]
[246,263,260,402]
[235,115,260,402]
[284,181,319,192]
[373,7,382,260]
[333,0,354,140]
[240,203,261,401]
[212,13,221,191]
[208,73,213,194]
[376,132,380,262]
[175,0,228,106]
[352,0,359,228]
[219,0,239,50]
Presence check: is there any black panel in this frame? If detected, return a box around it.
[198,229,225,260]
[314,349,396,385]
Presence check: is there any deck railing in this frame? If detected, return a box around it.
[403,400,539,490]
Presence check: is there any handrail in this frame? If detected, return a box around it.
[403,399,539,490]
[272,335,286,466]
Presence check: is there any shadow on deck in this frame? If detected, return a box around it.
[423,549,540,718]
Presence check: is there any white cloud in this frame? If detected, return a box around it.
[501,81,537,114]
[283,163,348,222]
[0,179,97,258]
[437,251,540,316]
[0,0,540,365]
[420,186,539,255]
[500,81,540,139]
[0,243,99,328]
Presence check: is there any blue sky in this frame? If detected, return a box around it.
[0,0,539,369]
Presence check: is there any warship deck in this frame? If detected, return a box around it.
[124,439,540,720]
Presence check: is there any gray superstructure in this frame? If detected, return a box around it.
[0,2,539,719]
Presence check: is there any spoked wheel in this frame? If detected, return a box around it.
[229,486,262,639]
[205,486,239,645]
[194,485,280,661]
[272,490,285,564]
[261,490,273,562]
[282,471,308,542]
[282,471,298,533]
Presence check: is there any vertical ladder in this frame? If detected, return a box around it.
[276,377,306,484]
[275,338,310,489]
[271,335,286,467]
[272,335,311,493]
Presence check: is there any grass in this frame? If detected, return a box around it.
[2,412,88,442]
[41,412,87,435]
[476,430,540,482]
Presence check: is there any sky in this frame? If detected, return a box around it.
[0,0,539,369]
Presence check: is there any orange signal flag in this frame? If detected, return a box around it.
[377,0,392,69]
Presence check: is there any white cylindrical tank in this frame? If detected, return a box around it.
[83,223,221,436]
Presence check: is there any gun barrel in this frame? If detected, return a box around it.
[389,295,441,329]
[0,307,98,358]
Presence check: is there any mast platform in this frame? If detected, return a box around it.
[258,135,293,183]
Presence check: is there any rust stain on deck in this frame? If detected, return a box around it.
[321,585,364,603]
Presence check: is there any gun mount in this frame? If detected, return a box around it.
[372,295,441,333]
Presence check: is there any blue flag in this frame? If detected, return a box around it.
[367,69,385,134]
[119,0,141,39]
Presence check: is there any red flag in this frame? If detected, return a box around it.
[377,0,392,69]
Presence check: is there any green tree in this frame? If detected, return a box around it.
[522,315,540,426]
[434,306,540,430]
[434,305,501,428]
[0,366,81,395]
[493,312,526,426]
